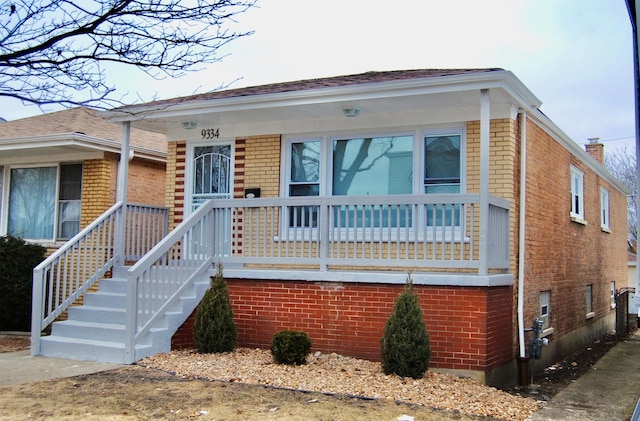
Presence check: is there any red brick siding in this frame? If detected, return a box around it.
[172,281,513,372]
[522,120,626,338]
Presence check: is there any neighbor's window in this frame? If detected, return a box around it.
[58,164,83,239]
[6,163,82,241]
[586,284,594,318]
[570,166,584,221]
[600,187,610,231]
[540,291,551,330]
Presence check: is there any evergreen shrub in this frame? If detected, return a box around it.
[270,330,312,365]
[380,275,431,379]
[193,263,236,353]
[0,235,46,331]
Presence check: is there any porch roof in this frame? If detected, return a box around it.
[103,68,541,138]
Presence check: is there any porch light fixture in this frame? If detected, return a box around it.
[181,120,198,130]
[341,106,360,118]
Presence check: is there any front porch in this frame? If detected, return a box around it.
[30,191,511,364]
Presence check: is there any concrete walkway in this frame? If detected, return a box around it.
[0,350,122,387]
[527,339,640,421]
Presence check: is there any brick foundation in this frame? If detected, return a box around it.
[172,279,513,372]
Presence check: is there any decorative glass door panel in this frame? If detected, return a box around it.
[190,143,232,256]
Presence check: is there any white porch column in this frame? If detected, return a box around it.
[114,121,131,266]
[479,89,490,276]
[116,121,131,203]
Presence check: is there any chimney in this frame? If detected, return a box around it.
[585,137,604,165]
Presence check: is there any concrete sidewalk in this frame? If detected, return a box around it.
[527,339,640,421]
[0,350,122,387]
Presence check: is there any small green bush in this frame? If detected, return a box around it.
[0,235,46,331]
[270,330,312,365]
[194,263,236,353]
[380,275,431,379]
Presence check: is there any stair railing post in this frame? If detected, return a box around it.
[124,270,138,363]
[30,267,45,355]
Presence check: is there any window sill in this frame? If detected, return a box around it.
[540,327,555,338]
[586,311,595,320]
[601,226,611,234]
[570,215,588,226]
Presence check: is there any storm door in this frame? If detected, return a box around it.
[189,142,233,257]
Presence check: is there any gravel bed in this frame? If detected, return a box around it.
[140,348,541,420]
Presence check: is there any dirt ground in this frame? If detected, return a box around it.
[0,333,623,421]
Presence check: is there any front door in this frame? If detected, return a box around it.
[188,142,233,256]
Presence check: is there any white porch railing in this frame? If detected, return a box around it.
[31,202,168,354]
[211,193,510,271]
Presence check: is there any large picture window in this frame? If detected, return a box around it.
[4,163,82,240]
[332,135,413,196]
[285,130,465,231]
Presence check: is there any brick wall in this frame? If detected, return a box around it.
[241,134,282,198]
[80,153,166,228]
[127,158,166,206]
[167,141,186,229]
[522,119,626,342]
[173,280,513,372]
[81,158,114,226]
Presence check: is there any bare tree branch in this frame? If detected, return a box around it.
[605,146,637,247]
[0,0,255,108]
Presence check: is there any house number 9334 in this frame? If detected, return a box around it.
[201,128,220,139]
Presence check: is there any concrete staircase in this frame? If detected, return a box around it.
[39,266,211,364]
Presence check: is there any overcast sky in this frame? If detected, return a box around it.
[2,0,636,154]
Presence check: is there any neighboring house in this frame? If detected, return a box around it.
[0,107,167,249]
[30,69,628,388]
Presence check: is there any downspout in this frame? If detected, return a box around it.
[517,110,527,358]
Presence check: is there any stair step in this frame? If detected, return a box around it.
[99,278,127,293]
[83,291,126,308]
[40,335,151,364]
[50,320,125,342]
[68,305,126,324]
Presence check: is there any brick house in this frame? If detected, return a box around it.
[31,69,627,388]
[0,107,167,253]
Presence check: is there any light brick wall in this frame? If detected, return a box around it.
[80,153,166,228]
[242,134,281,197]
[81,158,114,226]
[127,158,165,206]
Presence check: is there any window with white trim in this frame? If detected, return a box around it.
[570,166,584,221]
[286,133,415,228]
[600,187,610,230]
[2,163,82,241]
[425,134,461,226]
[284,129,464,230]
[540,290,551,330]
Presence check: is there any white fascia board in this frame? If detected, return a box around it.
[104,70,542,122]
[0,133,165,163]
[527,109,629,195]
